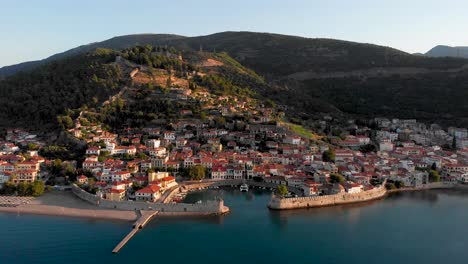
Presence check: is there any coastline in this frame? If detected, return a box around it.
[0,204,138,221]
[0,191,137,221]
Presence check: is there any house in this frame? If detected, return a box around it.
[135,185,161,202]
[211,166,227,180]
[160,176,177,189]
[264,176,287,185]
[284,136,301,145]
[13,169,38,183]
[286,176,304,188]
[303,180,321,196]
[148,171,169,182]
[16,161,40,171]
[77,175,88,184]
[111,171,131,182]
[146,139,161,149]
[344,182,364,194]
[86,146,101,155]
[163,131,176,141]
[107,188,125,201]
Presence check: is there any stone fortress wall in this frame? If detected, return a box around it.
[71,184,228,215]
[268,183,388,210]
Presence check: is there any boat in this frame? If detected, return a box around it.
[240,183,249,192]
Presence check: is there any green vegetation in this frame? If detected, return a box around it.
[329,173,345,184]
[394,181,405,189]
[188,165,206,180]
[2,32,468,129]
[285,122,317,139]
[276,184,288,196]
[0,181,45,196]
[322,149,335,162]
[360,144,377,153]
[0,49,123,130]
[429,170,441,182]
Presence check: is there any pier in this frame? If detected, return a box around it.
[112,210,158,253]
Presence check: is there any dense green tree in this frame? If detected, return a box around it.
[17,182,30,196]
[0,181,17,195]
[30,181,45,197]
[276,184,288,196]
[394,181,405,188]
[429,170,440,182]
[360,144,376,153]
[188,165,206,180]
[322,149,336,162]
[329,173,345,184]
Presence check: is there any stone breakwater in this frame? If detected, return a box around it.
[268,184,388,210]
[72,184,229,215]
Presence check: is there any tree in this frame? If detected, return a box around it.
[0,181,16,195]
[329,173,345,184]
[188,165,206,180]
[359,144,376,153]
[394,181,405,189]
[17,182,30,196]
[322,149,335,162]
[276,184,288,196]
[57,115,74,129]
[429,170,440,182]
[30,181,45,197]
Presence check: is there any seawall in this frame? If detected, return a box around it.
[268,184,387,210]
[71,184,228,215]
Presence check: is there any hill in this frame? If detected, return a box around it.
[0,34,186,79]
[425,45,468,58]
[2,32,468,127]
[0,45,279,133]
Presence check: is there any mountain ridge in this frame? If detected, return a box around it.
[3,31,467,79]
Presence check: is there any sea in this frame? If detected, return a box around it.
[1,188,468,264]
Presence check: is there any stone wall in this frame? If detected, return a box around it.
[268,184,387,210]
[71,184,227,215]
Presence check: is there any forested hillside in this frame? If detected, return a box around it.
[0,49,124,130]
[1,31,468,128]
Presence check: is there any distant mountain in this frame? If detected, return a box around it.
[425,45,468,58]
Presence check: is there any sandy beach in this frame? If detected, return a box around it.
[0,191,138,221]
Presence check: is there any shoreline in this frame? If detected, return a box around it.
[1,182,465,220]
[0,204,138,221]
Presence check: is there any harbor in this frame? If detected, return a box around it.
[112,211,159,253]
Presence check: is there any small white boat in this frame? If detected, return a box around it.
[240,183,249,192]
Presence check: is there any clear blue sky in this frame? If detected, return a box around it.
[1,0,467,67]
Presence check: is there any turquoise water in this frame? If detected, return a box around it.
[2,189,468,264]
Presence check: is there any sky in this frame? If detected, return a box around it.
[1,0,468,67]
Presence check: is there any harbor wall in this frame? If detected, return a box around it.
[268,184,387,210]
[71,184,227,215]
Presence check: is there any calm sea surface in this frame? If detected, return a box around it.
[2,188,468,264]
